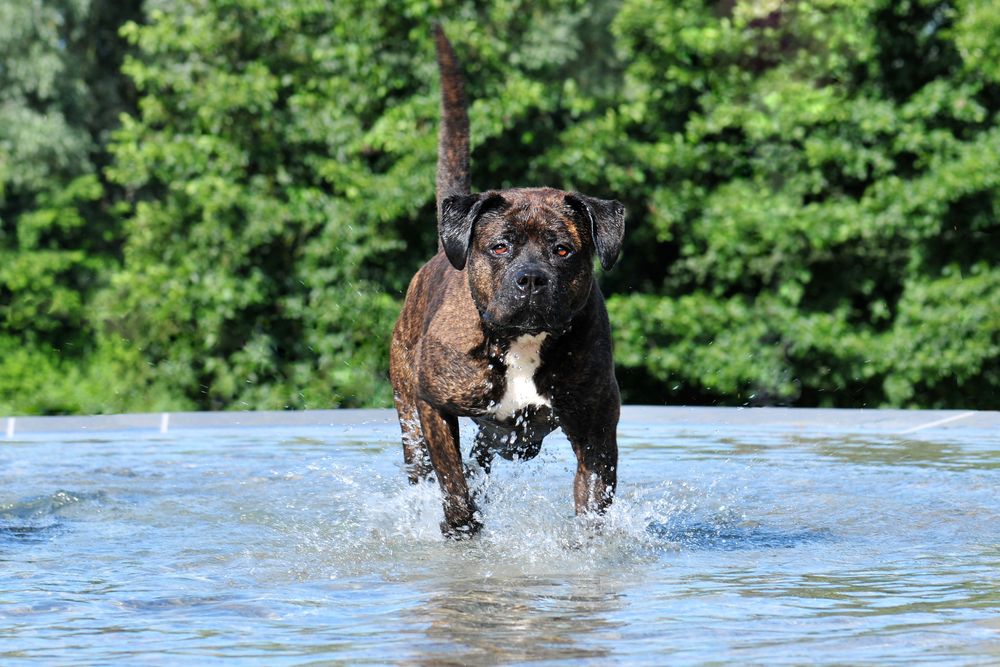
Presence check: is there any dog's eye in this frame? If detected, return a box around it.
[491,242,510,255]
[554,244,573,258]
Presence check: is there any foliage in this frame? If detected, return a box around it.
[0,0,997,414]
[0,0,142,415]
[602,0,1000,407]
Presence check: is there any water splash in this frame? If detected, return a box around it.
[245,447,818,585]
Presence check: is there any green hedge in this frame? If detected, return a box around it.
[1,0,997,414]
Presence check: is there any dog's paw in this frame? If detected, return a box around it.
[439,514,483,540]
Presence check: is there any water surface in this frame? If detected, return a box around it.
[2,413,999,664]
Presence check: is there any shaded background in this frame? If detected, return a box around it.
[1,0,997,415]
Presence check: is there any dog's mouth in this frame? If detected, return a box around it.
[480,315,550,337]
[480,302,560,337]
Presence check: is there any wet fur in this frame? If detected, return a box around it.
[389,26,625,538]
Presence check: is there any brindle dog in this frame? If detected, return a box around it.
[390,26,625,538]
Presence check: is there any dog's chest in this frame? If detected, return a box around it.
[490,333,551,421]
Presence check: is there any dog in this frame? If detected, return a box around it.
[390,26,625,538]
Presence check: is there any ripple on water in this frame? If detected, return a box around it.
[0,490,103,544]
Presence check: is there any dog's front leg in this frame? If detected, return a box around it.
[572,436,618,515]
[417,399,481,538]
[561,398,619,516]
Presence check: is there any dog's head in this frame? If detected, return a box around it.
[440,187,625,336]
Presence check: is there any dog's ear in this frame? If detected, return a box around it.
[440,192,504,270]
[566,193,626,271]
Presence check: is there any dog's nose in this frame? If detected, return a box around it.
[515,269,549,293]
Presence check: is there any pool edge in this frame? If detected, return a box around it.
[2,406,997,439]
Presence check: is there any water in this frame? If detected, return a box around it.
[2,412,999,664]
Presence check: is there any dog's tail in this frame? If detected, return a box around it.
[433,25,470,231]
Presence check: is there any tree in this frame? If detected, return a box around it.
[0,0,142,415]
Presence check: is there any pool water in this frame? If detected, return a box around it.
[2,409,999,664]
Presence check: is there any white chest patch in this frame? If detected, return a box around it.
[492,333,551,420]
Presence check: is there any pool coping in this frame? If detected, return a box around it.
[3,406,997,439]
